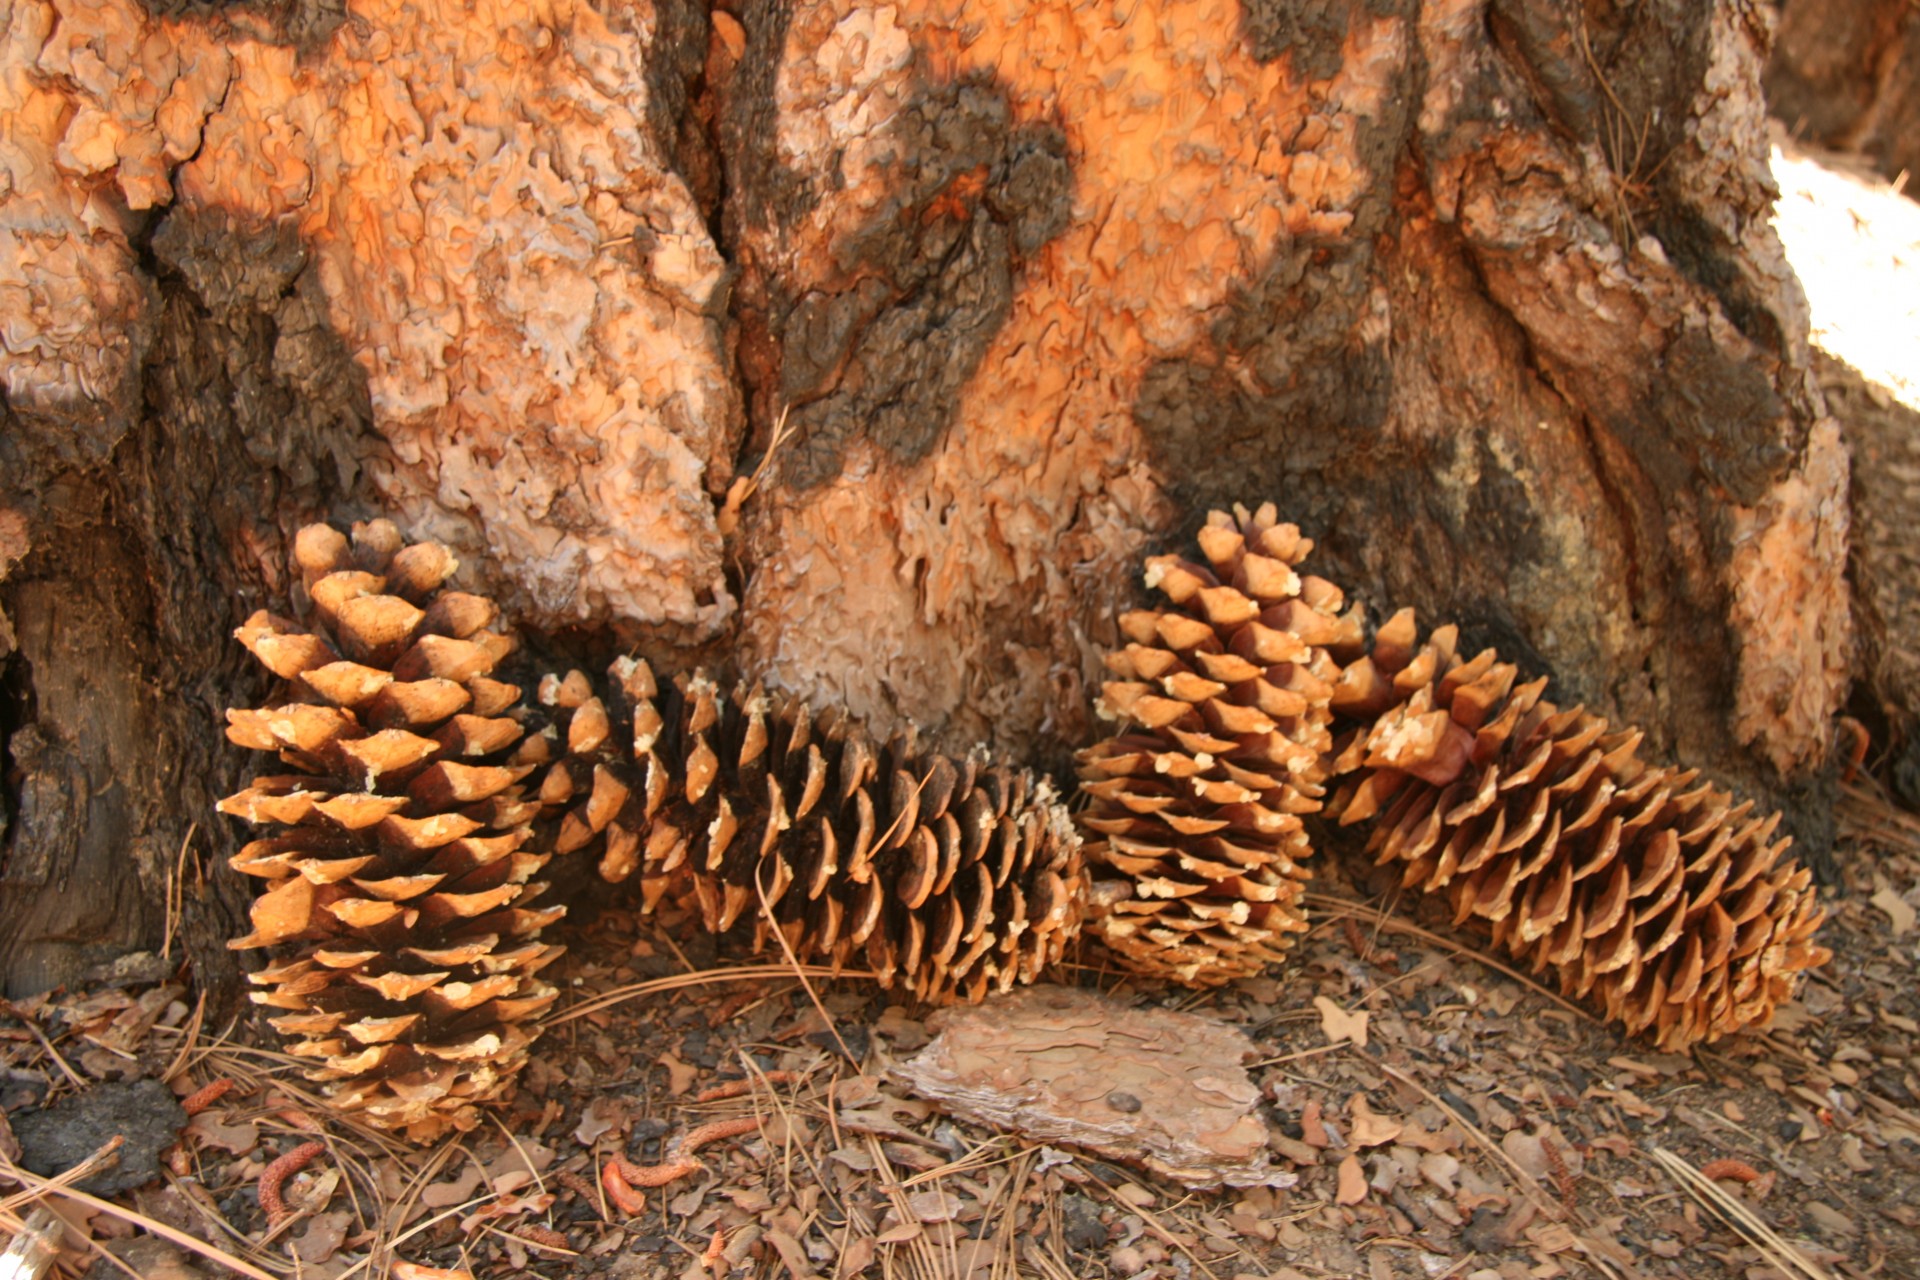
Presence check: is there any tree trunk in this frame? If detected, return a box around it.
[0,0,1848,998]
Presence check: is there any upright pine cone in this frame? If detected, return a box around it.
[1328,610,1831,1051]
[222,522,562,1140]
[531,658,1087,1004]
[1077,503,1366,986]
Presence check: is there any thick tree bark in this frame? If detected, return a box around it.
[0,0,1848,996]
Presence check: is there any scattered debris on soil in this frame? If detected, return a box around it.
[5,761,1919,1280]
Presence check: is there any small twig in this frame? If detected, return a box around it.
[549,964,875,1028]
[0,1207,60,1280]
[12,1020,86,1094]
[161,823,198,964]
[1303,892,1594,1022]
[0,1138,125,1218]
[0,1149,281,1280]
[489,1222,575,1256]
[755,859,859,1064]
[716,404,796,537]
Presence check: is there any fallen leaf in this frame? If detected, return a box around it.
[184,1110,259,1156]
[393,1263,474,1280]
[1804,1201,1855,1236]
[839,1235,876,1274]
[1871,888,1915,937]
[1395,1119,1460,1154]
[291,1210,351,1265]
[1418,1151,1460,1194]
[1299,1099,1329,1148]
[1335,1154,1367,1205]
[491,1169,533,1196]
[658,1050,699,1096]
[908,1189,966,1223]
[1313,997,1368,1048]
[724,1186,775,1213]
[1348,1095,1402,1149]
[877,1220,923,1244]
[763,1227,820,1280]
[421,1163,485,1209]
[1525,1222,1577,1253]
[573,1095,627,1146]
[288,1167,340,1217]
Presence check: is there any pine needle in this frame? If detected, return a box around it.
[1651,1147,1836,1280]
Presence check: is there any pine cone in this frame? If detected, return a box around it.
[1328,610,1831,1051]
[536,659,1087,1004]
[221,522,562,1140]
[1076,503,1366,986]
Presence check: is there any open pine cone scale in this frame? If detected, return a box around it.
[1328,610,1829,1051]
[1074,502,1368,987]
[221,522,567,1139]
[537,660,1086,1005]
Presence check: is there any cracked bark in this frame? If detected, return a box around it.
[0,0,1847,996]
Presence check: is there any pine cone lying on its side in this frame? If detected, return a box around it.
[1327,610,1831,1051]
[533,659,1087,1005]
[223,524,1088,1137]
[1076,503,1367,986]
[222,522,563,1140]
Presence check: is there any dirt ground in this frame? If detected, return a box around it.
[2,141,1919,1280]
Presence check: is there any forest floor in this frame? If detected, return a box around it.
[2,139,1919,1280]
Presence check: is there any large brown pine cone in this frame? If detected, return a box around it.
[534,659,1087,1004]
[1076,503,1367,986]
[1328,610,1831,1051]
[222,522,563,1140]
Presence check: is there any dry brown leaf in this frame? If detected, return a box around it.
[762,1226,820,1280]
[184,1110,259,1155]
[420,1162,484,1208]
[1395,1119,1460,1153]
[838,1235,876,1274]
[907,1189,966,1222]
[1348,1095,1402,1148]
[392,1263,475,1280]
[1871,887,1916,937]
[658,1049,700,1096]
[573,1095,627,1146]
[1335,1154,1368,1205]
[723,1186,774,1213]
[291,1210,352,1265]
[1418,1151,1460,1194]
[1299,1098,1330,1149]
[1312,996,1368,1048]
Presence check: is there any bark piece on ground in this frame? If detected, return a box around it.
[890,985,1292,1189]
[8,1077,184,1196]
